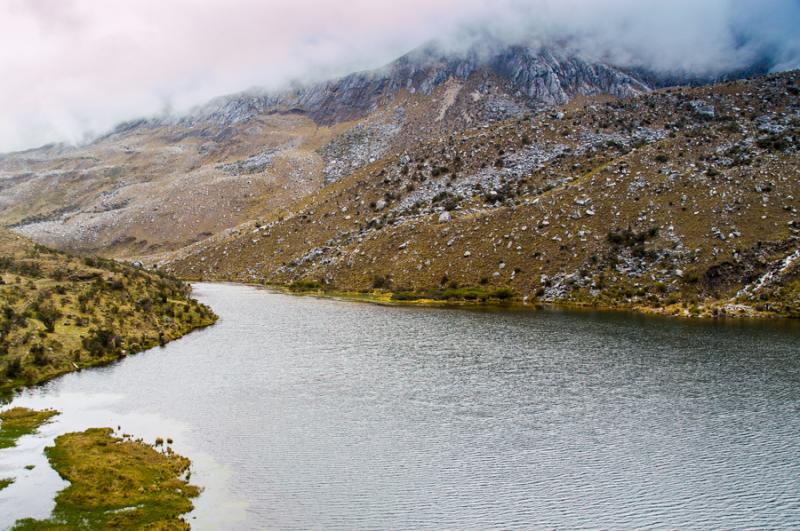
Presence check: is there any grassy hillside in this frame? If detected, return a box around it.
[166,71,800,318]
[0,230,216,396]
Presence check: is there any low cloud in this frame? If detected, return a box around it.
[1,0,798,152]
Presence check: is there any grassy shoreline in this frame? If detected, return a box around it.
[0,309,217,400]
[0,232,219,399]
[0,234,216,527]
[202,279,792,321]
[12,427,199,530]
[0,407,59,493]
[0,407,59,450]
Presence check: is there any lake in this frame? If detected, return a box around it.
[1,282,799,529]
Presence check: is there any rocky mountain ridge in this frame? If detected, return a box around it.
[164,71,800,318]
[0,40,797,318]
[185,43,650,127]
[0,41,657,258]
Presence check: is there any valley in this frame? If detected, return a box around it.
[0,43,796,320]
[2,4,800,529]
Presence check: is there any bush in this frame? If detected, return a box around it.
[5,357,22,379]
[30,344,49,366]
[606,227,659,247]
[288,280,322,292]
[684,272,700,284]
[390,291,424,302]
[82,329,122,357]
[490,287,515,300]
[33,302,61,333]
[372,276,391,289]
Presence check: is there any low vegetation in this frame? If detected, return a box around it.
[0,236,213,528]
[0,231,217,396]
[13,427,199,530]
[288,279,323,292]
[390,286,515,303]
[0,407,59,449]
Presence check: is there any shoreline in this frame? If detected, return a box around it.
[191,280,796,323]
[0,315,217,402]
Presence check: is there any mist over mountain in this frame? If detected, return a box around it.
[1,4,800,529]
[1,0,798,153]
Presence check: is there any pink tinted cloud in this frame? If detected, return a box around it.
[0,0,797,152]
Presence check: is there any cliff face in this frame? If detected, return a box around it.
[188,43,651,126]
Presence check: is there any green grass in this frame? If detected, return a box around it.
[0,408,59,449]
[13,428,198,530]
[0,477,13,490]
[0,231,218,397]
[391,286,516,302]
[288,279,323,292]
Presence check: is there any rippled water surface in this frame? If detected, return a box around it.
[2,282,800,529]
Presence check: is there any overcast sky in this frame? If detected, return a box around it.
[1,0,798,153]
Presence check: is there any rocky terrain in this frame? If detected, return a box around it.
[0,40,796,319]
[0,43,651,259]
[165,71,800,318]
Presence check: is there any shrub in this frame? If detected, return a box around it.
[606,227,659,247]
[82,329,122,357]
[372,276,391,290]
[5,357,22,379]
[490,287,515,300]
[391,291,424,301]
[684,272,701,284]
[288,280,322,292]
[33,302,61,333]
[30,344,49,366]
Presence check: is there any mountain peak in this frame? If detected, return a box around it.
[186,42,651,127]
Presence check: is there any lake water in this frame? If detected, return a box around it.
[1,282,799,529]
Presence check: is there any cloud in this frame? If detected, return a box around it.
[0,0,798,152]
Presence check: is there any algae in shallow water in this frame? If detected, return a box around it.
[0,407,59,449]
[13,427,199,530]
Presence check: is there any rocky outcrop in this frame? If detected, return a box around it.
[165,70,800,319]
[187,42,650,127]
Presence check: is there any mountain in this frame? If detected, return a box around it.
[0,40,797,318]
[189,43,649,126]
[164,71,800,318]
[0,42,650,259]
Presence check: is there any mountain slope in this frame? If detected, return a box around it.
[0,43,651,258]
[164,71,800,318]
